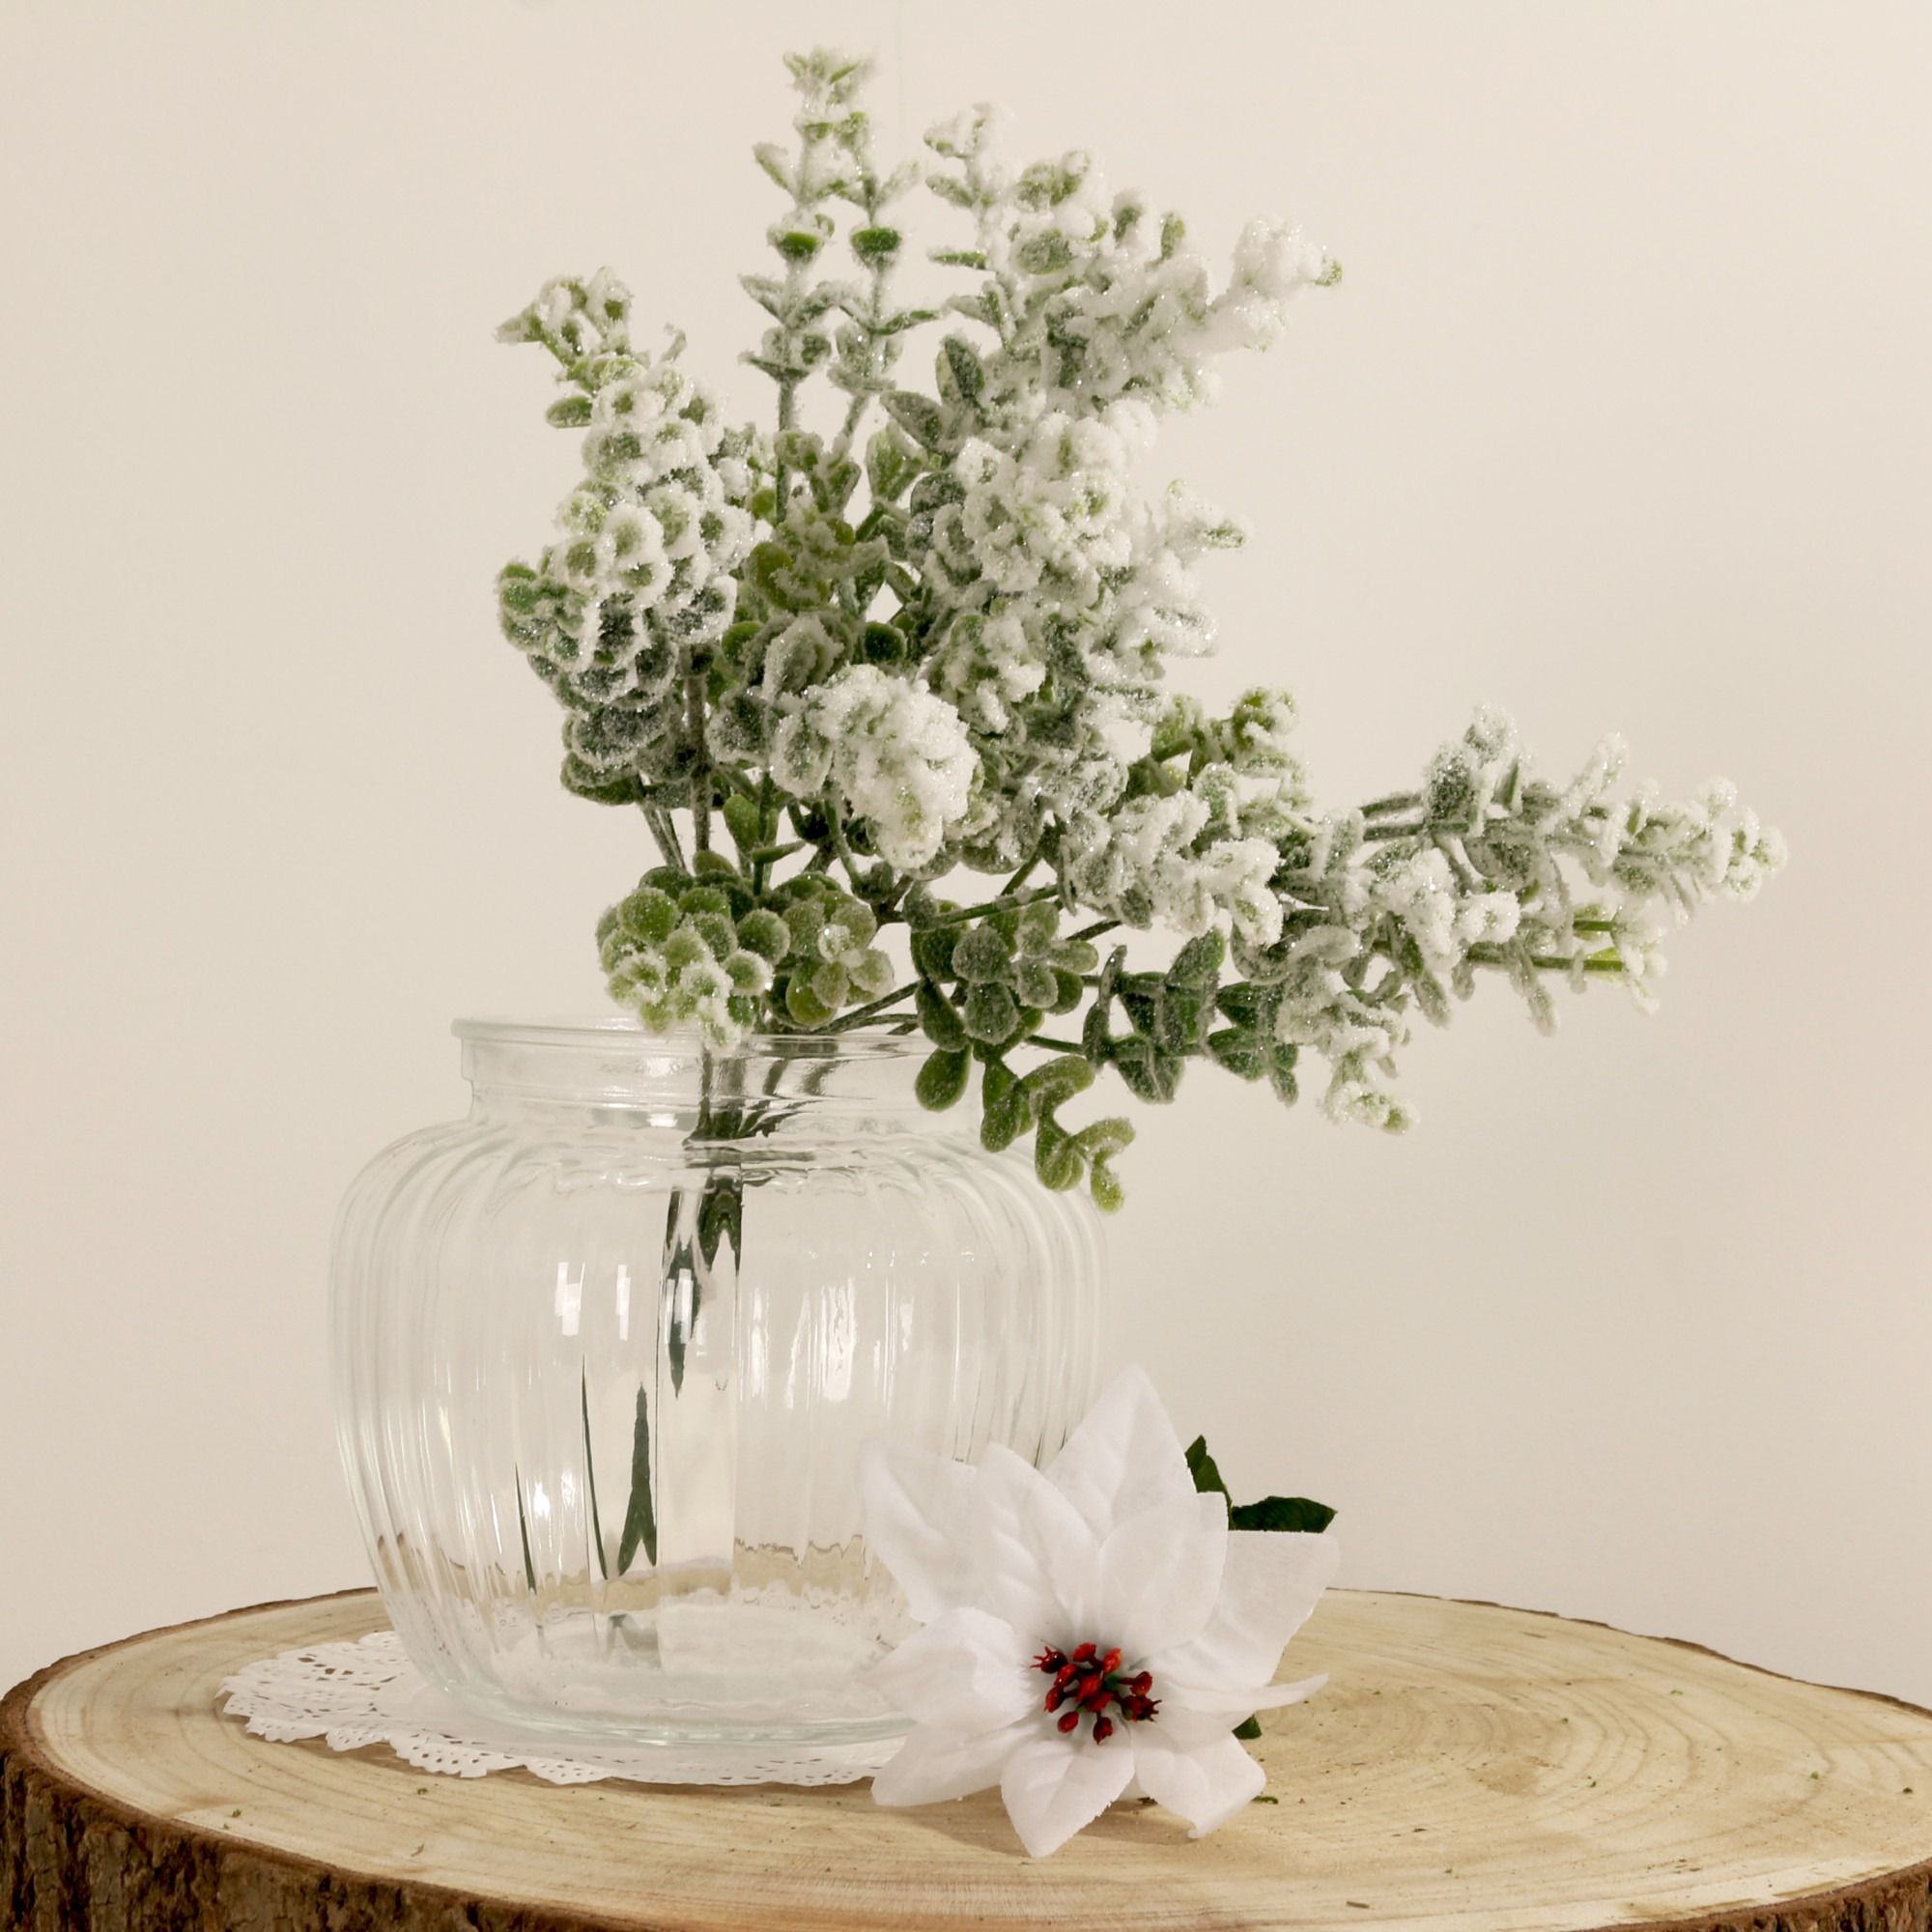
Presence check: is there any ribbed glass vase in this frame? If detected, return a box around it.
[330,1020,1102,1748]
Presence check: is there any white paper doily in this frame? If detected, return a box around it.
[219,1632,899,1787]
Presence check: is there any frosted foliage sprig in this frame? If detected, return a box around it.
[492,49,1782,1206]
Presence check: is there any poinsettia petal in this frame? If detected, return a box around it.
[1128,1728,1265,1837]
[858,1437,979,1622]
[1044,1365,1194,1541]
[1094,1491,1228,1662]
[998,1732,1136,1858]
[1153,1671,1328,1747]
[1151,1528,1339,1690]
[871,1719,1031,1806]
[970,1444,1100,1638]
[867,1606,1039,1732]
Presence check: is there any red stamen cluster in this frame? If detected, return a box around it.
[1032,1640,1158,1744]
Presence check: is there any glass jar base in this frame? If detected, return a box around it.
[423,1601,915,1749]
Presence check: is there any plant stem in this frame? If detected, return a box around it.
[829,123,897,467]
[686,660,712,855]
[1464,944,1627,976]
[824,983,920,1032]
[752,775,780,894]
[918,884,1063,929]
[644,804,689,873]
[999,850,1042,897]
[821,794,865,886]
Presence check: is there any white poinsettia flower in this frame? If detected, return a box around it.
[858,1366,1339,1858]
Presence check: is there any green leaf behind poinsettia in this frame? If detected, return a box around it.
[1184,1429,1336,1743]
[1183,1434,1229,1498]
[1230,1495,1338,1534]
[1185,1433,1332,1532]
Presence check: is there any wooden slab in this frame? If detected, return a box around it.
[5,1588,1929,1931]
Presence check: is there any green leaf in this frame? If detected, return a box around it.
[696,1180,741,1271]
[900,885,943,928]
[544,393,593,428]
[515,1466,538,1590]
[1083,948,1125,1058]
[1268,1044,1300,1106]
[981,1059,1016,1111]
[962,980,1020,1045]
[1035,1118,1085,1191]
[740,272,788,319]
[851,224,902,265]
[881,389,952,451]
[916,1046,972,1111]
[916,980,968,1051]
[862,620,908,666]
[1167,929,1226,989]
[582,1372,607,1579]
[1013,958,1061,1009]
[1229,1495,1337,1534]
[1015,232,1073,274]
[753,142,794,193]
[1184,1435,1231,1498]
[911,924,958,980]
[1072,1116,1134,1161]
[749,541,797,605]
[908,468,965,516]
[1023,1054,1095,1111]
[616,1385,658,1572]
[818,456,861,515]
[722,791,763,859]
[1110,1037,1183,1104]
[952,923,1013,983]
[866,429,922,505]
[980,1080,1033,1153]
[1089,1159,1125,1213]
[1207,1027,1268,1081]
[772,228,827,264]
[1154,988,1208,1057]
[1119,980,1161,1037]
[939,335,985,408]
[1232,1716,1264,1742]
[775,429,824,474]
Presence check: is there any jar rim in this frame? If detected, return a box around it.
[450,1016,924,1061]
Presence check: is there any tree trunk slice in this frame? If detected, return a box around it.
[5,1590,1930,1932]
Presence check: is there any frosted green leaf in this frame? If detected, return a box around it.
[962,981,1019,1044]
[916,1046,972,1110]
[952,923,1011,983]
[1035,1119,1084,1191]
[916,980,967,1050]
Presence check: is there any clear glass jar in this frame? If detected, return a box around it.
[330,1020,1102,1749]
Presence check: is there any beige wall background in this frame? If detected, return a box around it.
[4,0,1928,1704]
